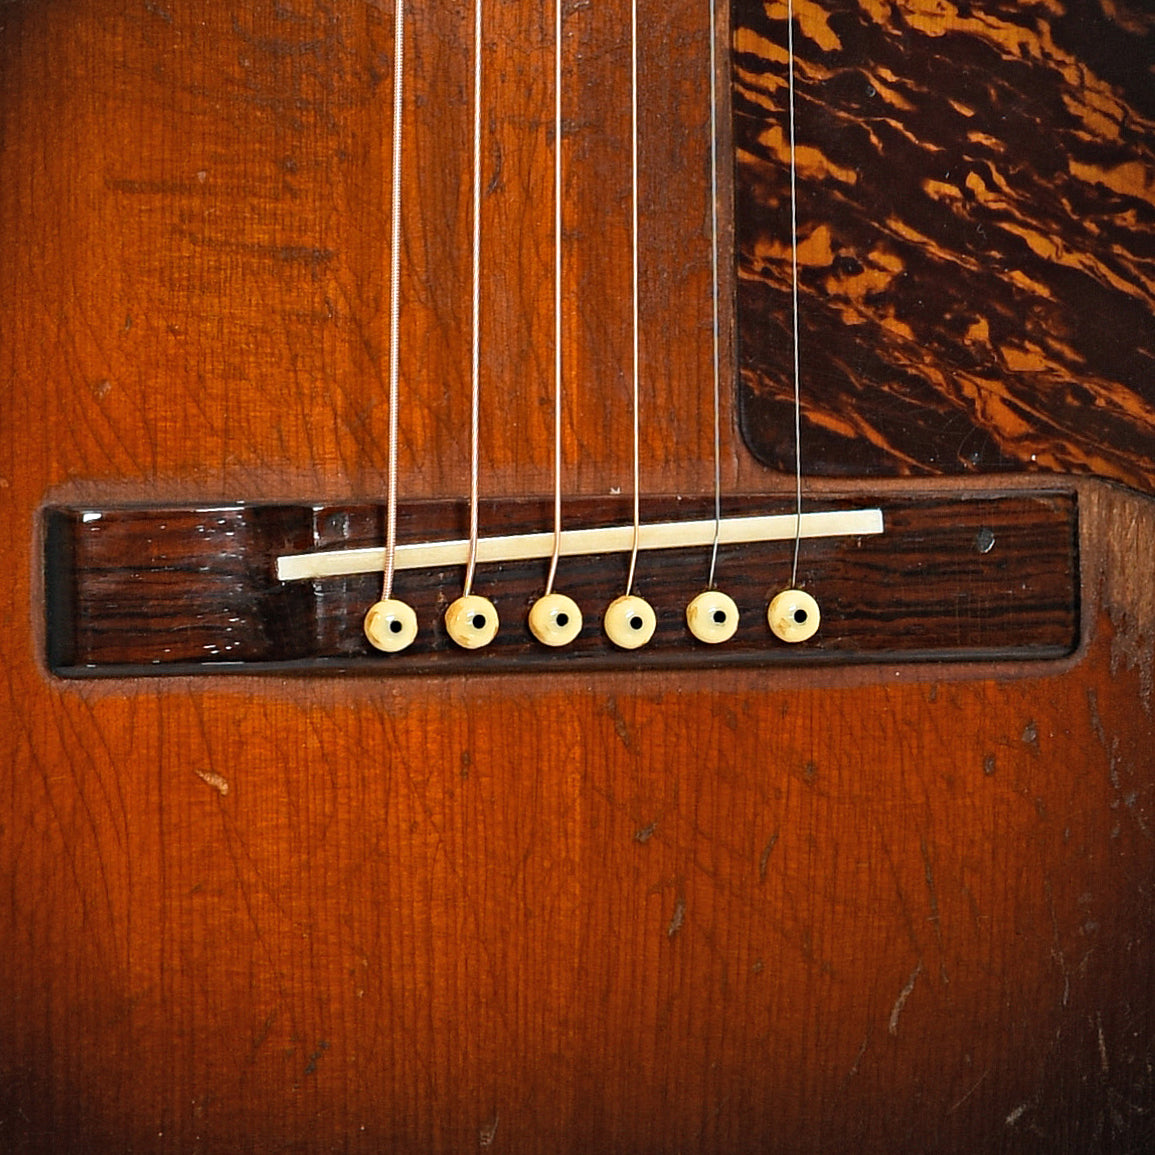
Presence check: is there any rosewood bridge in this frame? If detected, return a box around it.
[45,489,1078,675]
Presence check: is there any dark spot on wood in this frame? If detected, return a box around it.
[759,833,779,881]
[303,1040,330,1077]
[604,697,632,750]
[275,245,334,268]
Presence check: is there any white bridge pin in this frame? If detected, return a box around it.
[686,589,738,644]
[364,598,419,653]
[604,594,656,650]
[529,592,582,647]
[768,589,820,644]
[445,594,499,650]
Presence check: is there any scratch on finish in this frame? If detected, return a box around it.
[759,832,779,880]
[603,696,633,750]
[1097,1012,1110,1075]
[948,1068,989,1114]
[848,1035,869,1076]
[1088,687,1153,839]
[195,768,230,796]
[1094,488,1155,712]
[634,821,657,844]
[479,1113,499,1148]
[1045,876,1070,1007]
[888,962,923,1036]
[920,838,943,944]
[668,898,686,938]
[1006,1102,1030,1126]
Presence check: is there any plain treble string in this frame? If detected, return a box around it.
[604,0,657,650]
[787,0,804,589]
[766,0,821,644]
[626,0,641,601]
[685,0,740,645]
[384,0,405,605]
[465,0,483,601]
[707,0,722,594]
[546,0,564,601]
[528,0,583,647]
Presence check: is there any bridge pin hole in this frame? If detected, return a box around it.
[768,589,820,644]
[364,598,419,654]
[529,592,583,647]
[605,595,656,650]
[445,595,499,650]
[686,590,738,644]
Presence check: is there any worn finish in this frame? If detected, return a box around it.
[735,0,1155,489]
[1,2,1154,1153]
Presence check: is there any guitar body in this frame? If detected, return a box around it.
[1,1,1153,1151]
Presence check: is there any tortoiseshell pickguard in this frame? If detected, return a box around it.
[733,0,1155,489]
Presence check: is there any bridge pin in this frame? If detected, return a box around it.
[445,594,499,650]
[528,592,583,647]
[604,594,656,650]
[364,598,419,653]
[686,590,738,644]
[767,589,820,643]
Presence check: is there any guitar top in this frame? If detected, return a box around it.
[1,1,1153,1151]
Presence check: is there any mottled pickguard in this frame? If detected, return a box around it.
[733,0,1155,488]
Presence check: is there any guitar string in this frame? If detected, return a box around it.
[624,0,641,597]
[706,0,722,591]
[382,0,406,602]
[463,0,483,597]
[787,0,804,588]
[384,2,793,609]
[544,0,564,597]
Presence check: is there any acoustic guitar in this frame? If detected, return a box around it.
[1,0,1152,1150]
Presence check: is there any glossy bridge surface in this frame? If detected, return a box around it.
[46,490,1078,674]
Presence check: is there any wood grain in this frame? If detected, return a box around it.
[5,490,1155,1153]
[0,1,1153,1152]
